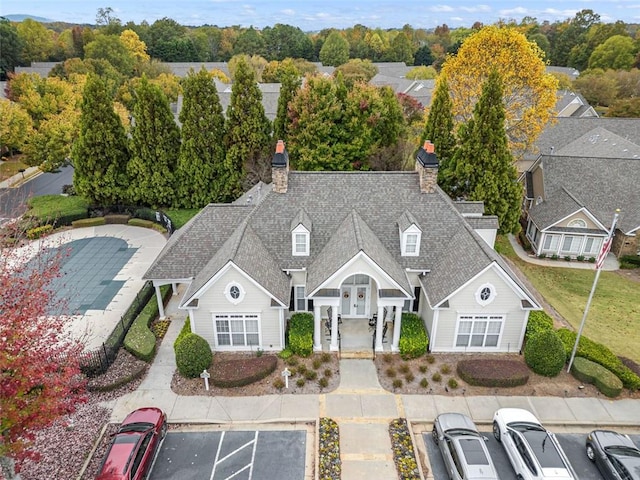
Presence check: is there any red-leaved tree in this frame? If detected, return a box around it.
[0,226,86,479]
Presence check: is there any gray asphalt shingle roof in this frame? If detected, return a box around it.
[529,155,640,234]
[146,170,533,307]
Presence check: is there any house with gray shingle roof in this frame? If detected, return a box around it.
[523,118,640,259]
[144,141,540,354]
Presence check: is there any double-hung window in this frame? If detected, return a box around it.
[214,314,260,347]
[455,315,503,349]
[294,286,306,311]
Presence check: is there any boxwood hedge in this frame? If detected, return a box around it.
[524,330,566,377]
[557,328,640,390]
[175,333,213,378]
[525,310,554,341]
[571,356,623,398]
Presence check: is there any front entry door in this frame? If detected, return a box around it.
[340,286,368,317]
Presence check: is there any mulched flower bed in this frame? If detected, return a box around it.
[171,352,340,396]
[389,418,420,480]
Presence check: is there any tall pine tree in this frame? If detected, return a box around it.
[422,76,457,195]
[224,57,272,199]
[273,59,301,142]
[176,68,226,207]
[72,74,129,205]
[128,76,180,207]
[450,70,522,234]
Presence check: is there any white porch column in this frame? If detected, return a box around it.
[330,306,339,351]
[392,307,402,352]
[171,282,178,295]
[187,309,197,334]
[375,304,384,352]
[155,284,166,319]
[313,305,322,351]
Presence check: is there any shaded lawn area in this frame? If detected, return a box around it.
[496,235,640,363]
[164,208,200,229]
[0,156,28,181]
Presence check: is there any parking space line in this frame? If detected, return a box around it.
[210,431,259,480]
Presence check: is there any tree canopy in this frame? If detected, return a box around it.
[441,25,558,158]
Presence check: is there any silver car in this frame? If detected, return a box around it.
[432,413,500,480]
[492,408,577,480]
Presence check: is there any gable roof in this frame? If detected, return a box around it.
[527,117,640,161]
[529,155,640,234]
[146,170,535,307]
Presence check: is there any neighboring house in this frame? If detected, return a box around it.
[555,90,598,118]
[370,74,434,107]
[523,118,640,259]
[144,141,540,355]
[546,66,581,82]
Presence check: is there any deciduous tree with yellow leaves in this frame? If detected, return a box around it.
[441,25,558,158]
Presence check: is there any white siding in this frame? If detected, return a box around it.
[432,267,525,353]
[190,267,282,351]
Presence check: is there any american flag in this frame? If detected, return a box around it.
[595,212,619,270]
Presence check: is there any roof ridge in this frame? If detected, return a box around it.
[560,185,584,207]
[351,210,363,249]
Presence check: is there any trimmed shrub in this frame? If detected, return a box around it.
[72,217,106,228]
[571,357,623,398]
[173,317,192,352]
[175,333,213,378]
[124,285,172,362]
[398,313,428,359]
[420,378,429,388]
[525,310,554,341]
[524,330,566,377]
[128,218,155,228]
[278,348,293,360]
[288,312,314,357]
[104,214,131,224]
[210,355,277,388]
[557,328,640,390]
[432,372,442,382]
[26,224,53,239]
[620,254,640,267]
[457,359,530,388]
[447,378,458,389]
[124,301,158,362]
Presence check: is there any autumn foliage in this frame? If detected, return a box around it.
[0,230,86,471]
[441,25,558,158]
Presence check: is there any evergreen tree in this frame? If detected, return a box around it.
[223,57,272,198]
[319,31,350,66]
[71,74,129,204]
[450,70,522,234]
[422,76,457,195]
[273,59,301,142]
[176,68,227,208]
[128,76,180,206]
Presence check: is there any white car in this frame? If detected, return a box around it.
[492,408,577,480]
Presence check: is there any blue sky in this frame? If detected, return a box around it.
[1,0,636,30]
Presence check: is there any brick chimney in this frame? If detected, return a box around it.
[415,140,439,193]
[272,140,289,194]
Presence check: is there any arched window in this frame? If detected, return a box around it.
[568,218,587,228]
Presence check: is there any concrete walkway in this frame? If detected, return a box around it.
[108,289,640,479]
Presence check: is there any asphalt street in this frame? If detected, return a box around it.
[0,164,73,219]
[424,431,640,479]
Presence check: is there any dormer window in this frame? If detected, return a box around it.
[292,224,310,256]
[401,224,421,256]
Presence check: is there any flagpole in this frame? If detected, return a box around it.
[567,209,620,373]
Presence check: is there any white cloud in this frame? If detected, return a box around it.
[281,8,295,16]
[430,5,455,13]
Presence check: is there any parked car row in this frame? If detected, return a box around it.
[433,408,640,480]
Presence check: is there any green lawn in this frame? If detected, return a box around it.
[0,157,28,181]
[496,235,640,363]
[164,208,200,229]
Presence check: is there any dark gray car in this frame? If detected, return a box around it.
[586,430,640,480]
[432,413,500,480]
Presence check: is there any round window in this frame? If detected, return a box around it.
[475,283,496,306]
[225,282,245,304]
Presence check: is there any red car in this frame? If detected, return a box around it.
[96,407,167,480]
